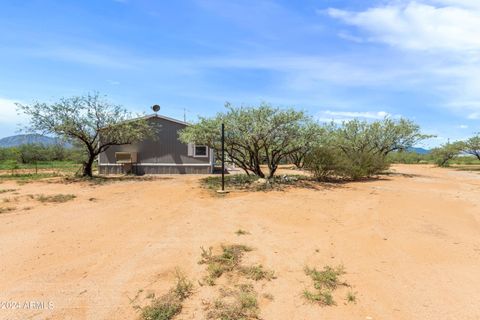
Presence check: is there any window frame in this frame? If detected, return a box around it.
[193,145,208,158]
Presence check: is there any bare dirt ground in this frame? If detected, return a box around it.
[0,164,479,320]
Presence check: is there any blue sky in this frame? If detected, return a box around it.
[1,0,479,147]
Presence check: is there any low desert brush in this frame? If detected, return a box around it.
[303,265,348,306]
[199,245,252,285]
[139,270,193,320]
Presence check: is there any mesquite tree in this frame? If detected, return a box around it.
[431,141,465,167]
[17,93,154,177]
[179,103,315,178]
[305,118,430,180]
[464,135,480,160]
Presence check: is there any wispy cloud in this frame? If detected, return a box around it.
[326,2,480,53]
[315,110,398,123]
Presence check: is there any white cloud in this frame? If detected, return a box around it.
[467,113,480,120]
[458,124,468,129]
[323,110,391,119]
[316,110,398,123]
[0,98,21,124]
[327,2,480,52]
[326,1,480,119]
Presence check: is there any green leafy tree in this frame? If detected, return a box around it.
[17,93,154,177]
[288,122,325,168]
[179,103,315,178]
[431,141,465,167]
[17,143,46,173]
[305,118,429,180]
[464,135,480,160]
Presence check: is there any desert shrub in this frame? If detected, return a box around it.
[430,141,465,167]
[305,118,428,180]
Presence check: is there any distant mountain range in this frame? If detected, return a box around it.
[0,134,70,148]
[408,147,430,154]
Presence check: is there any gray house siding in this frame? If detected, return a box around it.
[98,116,213,174]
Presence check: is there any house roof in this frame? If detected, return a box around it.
[136,114,189,126]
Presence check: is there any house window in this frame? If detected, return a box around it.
[194,145,208,157]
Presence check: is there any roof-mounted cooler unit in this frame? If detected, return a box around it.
[115,152,138,175]
[115,152,138,164]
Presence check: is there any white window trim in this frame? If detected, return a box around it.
[193,145,209,158]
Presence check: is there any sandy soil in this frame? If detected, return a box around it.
[0,164,479,320]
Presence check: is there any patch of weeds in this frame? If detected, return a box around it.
[62,175,168,186]
[206,284,259,320]
[0,207,16,214]
[303,289,335,306]
[240,265,276,281]
[139,270,193,320]
[303,265,348,306]
[199,245,252,286]
[235,229,250,236]
[36,194,76,203]
[346,291,357,303]
[0,189,16,194]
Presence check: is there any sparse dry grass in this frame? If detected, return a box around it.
[206,284,259,320]
[0,189,16,194]
[235,229,250,236]
[201,174,316,192]
[240,264,276,281]
[36,194,76,203]
[0,207,16,214]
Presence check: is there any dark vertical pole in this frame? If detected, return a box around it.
[221,123,225,191]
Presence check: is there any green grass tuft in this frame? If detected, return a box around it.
[346,291,357,303]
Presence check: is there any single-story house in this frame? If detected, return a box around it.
[98,114,214,174]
